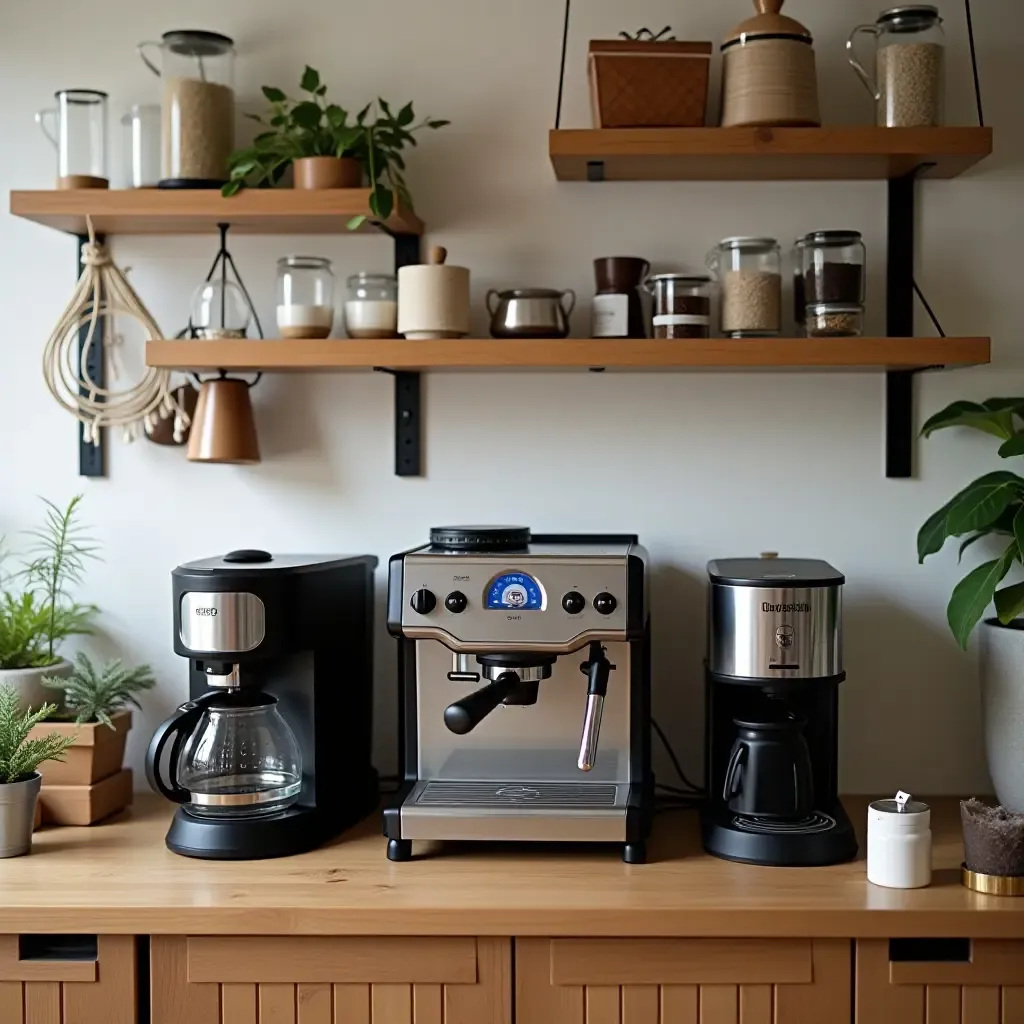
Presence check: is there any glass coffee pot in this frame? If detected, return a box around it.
[146,689,302,818]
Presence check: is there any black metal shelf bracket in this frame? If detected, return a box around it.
[77,232,105,477]
[381,232,423,477]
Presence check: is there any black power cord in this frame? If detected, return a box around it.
[651,716,705,801]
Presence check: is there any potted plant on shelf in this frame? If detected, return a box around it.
[30,653,155,825]
[222,65,449,228]
[960,798,1024,894]
[918,398,1024,811]
[0,686,76,857]
[0,496,97,710]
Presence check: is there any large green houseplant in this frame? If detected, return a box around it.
[919,397,1024,810]
[223,66,448,229]
[0,496,97,709]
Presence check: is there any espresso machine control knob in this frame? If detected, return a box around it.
[444,591,468,613]
[411,589,437,615]
[593,592,617,615]
[562,591,586,615]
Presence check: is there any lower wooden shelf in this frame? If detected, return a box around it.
[146,336,989,373]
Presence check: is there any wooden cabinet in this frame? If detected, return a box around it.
[856,939,1024,1024]
[0,934,135,1023]
[516,936,850,1024]
[151,935,510,1024]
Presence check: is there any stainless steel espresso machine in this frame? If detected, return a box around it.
[146,550,379,859]
[701,555,858,866]
[385,526,652,862]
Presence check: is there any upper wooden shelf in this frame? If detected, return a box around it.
[8,188,424,236]
[147,336,989,373]
[549,127,993,182]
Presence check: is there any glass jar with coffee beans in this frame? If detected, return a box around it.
[707,238,782,338]
[646,273,712,339]
[799,231,866,337]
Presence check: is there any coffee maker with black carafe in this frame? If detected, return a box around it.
[146,550,379,859]
[702,556,858,866]
[384,526,653,863]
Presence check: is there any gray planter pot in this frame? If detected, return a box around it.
[0,658,72,711]
[979,620,1024,811]
[0,772,41,858]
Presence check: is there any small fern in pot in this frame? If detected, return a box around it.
[0,686,76,857]
[35,653,155,791]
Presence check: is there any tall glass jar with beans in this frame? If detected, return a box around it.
[799,231,866,337]
[707,238,782,338]
[646,274,712,339]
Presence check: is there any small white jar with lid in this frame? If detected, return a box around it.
[867,791,931,889]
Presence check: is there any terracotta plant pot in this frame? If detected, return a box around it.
[0,658,72,711]
[293,156,362,190]
[38,768,132,826]
[31,709,132,786]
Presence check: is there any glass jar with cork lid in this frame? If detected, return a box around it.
[707,238,782,338]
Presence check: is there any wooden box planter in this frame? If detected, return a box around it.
[39,768,133,826]
[31,709,131,785]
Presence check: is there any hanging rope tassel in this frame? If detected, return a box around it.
[42,216,190,446]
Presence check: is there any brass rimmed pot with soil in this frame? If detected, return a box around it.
[960,799,1024,895]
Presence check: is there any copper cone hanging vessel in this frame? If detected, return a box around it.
[187,378,260,464]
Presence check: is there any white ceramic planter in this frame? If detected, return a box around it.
[0,772,41,857]
[0,658,72,711]
[979,619,1024,811]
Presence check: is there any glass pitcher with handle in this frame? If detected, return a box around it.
[146,690,302,818]
[35,89,108,189]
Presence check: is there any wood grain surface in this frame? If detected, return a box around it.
[0,796,1022,937]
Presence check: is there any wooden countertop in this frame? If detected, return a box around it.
[0,795,1021,938]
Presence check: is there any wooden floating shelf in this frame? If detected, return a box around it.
[147,336,990,373]
[549,127,993,182]
[8,188,424,236]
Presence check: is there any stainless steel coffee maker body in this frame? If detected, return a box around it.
[386,528,652,863]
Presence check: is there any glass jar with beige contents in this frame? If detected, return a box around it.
[345,273,399,339]
[707,238,782,338]
[138,30,236,188]
[277,257,335,339]
[848,6,945,127]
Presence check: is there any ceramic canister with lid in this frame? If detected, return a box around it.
[720,0,820,127]
[397,246,470,340]
[867,792,932,889]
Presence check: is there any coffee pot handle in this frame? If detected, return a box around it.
[138,41,163,76]
[145,693,217,803]
[847,24,882,101]
[559,289,577,318]
[485,289,501,316]
[35,109,57,149]
[723,742,747,801]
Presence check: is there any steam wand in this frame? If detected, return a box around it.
[578,641,614,771]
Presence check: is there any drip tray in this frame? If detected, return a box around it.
[400,780,629,842]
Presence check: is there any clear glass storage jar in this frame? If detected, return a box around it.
[345,273,399,339]
[121,103,161,188]
[848,6,945,127]
[799,230,866,330]
[707,237,781,338]
[277,256,335,339]
[138,30,236,187]
[646,274,712,339]
[806,303,864,338]
[36,89,108,189]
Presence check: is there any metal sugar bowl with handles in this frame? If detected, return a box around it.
[487,288,576,339]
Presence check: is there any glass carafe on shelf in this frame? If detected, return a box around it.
[146,689,302,818]
[36,89,109,189]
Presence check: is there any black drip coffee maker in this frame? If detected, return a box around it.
[702,556,858,866]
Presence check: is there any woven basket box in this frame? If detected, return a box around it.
[588,39,712,129]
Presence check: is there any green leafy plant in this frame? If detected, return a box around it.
[918,398,1024,648]
[222,65,449,228]
[0,685,76,784]
[43,652,155,729]
[0,496,97,669]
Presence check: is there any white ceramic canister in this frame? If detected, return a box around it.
[397,246,470,340]
[867,792,931,889]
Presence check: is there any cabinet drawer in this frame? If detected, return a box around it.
[0,934,135,1024]
[857,939,1024,1024]
[518,937,849,1024]
[152,935,510,1024]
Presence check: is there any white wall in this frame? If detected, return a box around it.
[1,0,1019,795]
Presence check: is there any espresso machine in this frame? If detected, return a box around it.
[702,555,858,866]
[146,550,379,859]
[385,526,652,862]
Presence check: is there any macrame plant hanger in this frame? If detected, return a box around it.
[42,215,190,446]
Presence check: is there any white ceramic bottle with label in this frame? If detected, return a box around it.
[867,792,932,889]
